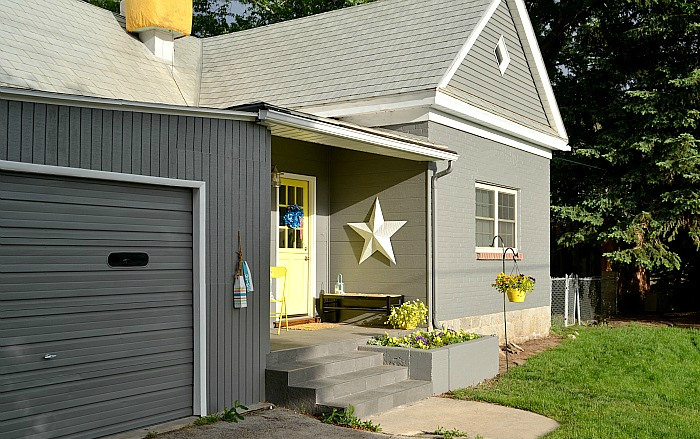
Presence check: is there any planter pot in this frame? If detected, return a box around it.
[359,335,499,394]
[507,288,527,302]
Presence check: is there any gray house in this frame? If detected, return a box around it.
[0,0,568,437]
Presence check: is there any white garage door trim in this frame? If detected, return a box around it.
[0,159,208,416]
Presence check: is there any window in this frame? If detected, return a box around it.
[475,183,517,249]
[494,35,511,76]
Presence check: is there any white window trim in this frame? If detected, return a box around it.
[494,35,511,76]
[475,182,518,253]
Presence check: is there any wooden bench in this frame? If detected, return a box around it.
[319,293,404,323]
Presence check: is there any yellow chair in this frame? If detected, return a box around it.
[270,266,288,335]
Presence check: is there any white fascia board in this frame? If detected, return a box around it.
[295,90,436,118]
[434,91,569,151]
[259,109,459,161]
[429,111,553,159]
[505,0,568,140]
[438,0,502,89]
[0,86,257,122]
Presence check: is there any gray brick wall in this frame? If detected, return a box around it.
[380,122,429,138]
[427,121,551,321]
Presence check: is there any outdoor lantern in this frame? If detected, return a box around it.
[271,165,282,187]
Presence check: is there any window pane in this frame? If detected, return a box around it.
[287,186,295,205]
[498,193,515,220]
[279,229,285,248]
[499,221,515,247]
[296,187,304,207]
[279,185,286,205]
[287,227,295,248]
[476,189,494,218]
[476,219,495,247]
[296,229,303,248]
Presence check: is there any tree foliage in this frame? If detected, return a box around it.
[529,0,700,303]
[86,0,120,13]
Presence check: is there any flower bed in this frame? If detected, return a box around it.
[361,333,499,394]
[367,329,480,350]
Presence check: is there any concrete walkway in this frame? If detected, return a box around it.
[365,397,559,439]
[135,398,558,439]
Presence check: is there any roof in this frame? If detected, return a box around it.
[235,102,459,161]
[198,0,491,109]
[0,0,200,105]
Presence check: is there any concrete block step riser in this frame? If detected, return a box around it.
[267,339,365,365]
[281,354,385,386]
[318,382,433,418]
[304,367,409,403]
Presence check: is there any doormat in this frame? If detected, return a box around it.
[288,323,340,331]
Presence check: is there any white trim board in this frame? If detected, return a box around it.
[428,111,553,159]
[505,0,568,140]
[0,160,208,416]
[438,0,502,88]
[434,92,568,152]
[0,86,257,122]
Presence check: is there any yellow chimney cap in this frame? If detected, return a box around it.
[126,0,193,36]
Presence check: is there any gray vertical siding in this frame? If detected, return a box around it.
[0,98,271,414]
[427,121,551,321]
[444,1,552,133]
[271,137,331,299]
[329,148,429,304]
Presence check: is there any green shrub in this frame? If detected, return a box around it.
[386,299,428,329]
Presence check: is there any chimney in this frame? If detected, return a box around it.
[123,0,193,63]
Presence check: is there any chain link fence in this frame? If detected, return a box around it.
[552,274,615,326]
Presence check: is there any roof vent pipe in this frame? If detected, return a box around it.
[430,160,454,330]
[123,0,193,63]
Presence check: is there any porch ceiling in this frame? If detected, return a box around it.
[232,103,459,162]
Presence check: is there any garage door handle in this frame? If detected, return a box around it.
[43,354,57,360]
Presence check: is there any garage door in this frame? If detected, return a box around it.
[0,171,195,439]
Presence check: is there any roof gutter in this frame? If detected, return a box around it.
[257,106,459,162]
[0,86,258,122]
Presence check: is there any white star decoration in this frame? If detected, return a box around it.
[348,198,406,264]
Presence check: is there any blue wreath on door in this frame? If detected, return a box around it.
[283,204,304,229]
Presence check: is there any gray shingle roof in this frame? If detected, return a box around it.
[0,0,200,106]
[198,0,491,109]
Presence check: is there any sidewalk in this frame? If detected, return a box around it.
[366,397,560,439]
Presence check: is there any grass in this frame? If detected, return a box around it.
[321,405,382,432]
[451,324,700,439]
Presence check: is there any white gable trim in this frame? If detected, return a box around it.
[505,0,567,139]
[434,91,569,151]
[429,111,552,159]
[438,0,502,89]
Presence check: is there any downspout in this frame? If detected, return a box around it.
[430,160,453,330]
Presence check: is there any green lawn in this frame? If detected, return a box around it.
[451,324,700,439]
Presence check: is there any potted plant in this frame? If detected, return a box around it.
[492,272,536,302]
[385,299,428,330]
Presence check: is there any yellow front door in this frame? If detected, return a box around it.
[278,177,311,316]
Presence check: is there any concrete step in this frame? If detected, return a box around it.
[296,365,408,403]
[267,350,384,386]
[317,379,433,419]
[267,338,368,365]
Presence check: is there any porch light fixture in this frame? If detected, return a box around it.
[271,165,282,187]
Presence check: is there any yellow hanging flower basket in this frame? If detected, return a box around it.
[506,288,527,303]
[492,273,536,303]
